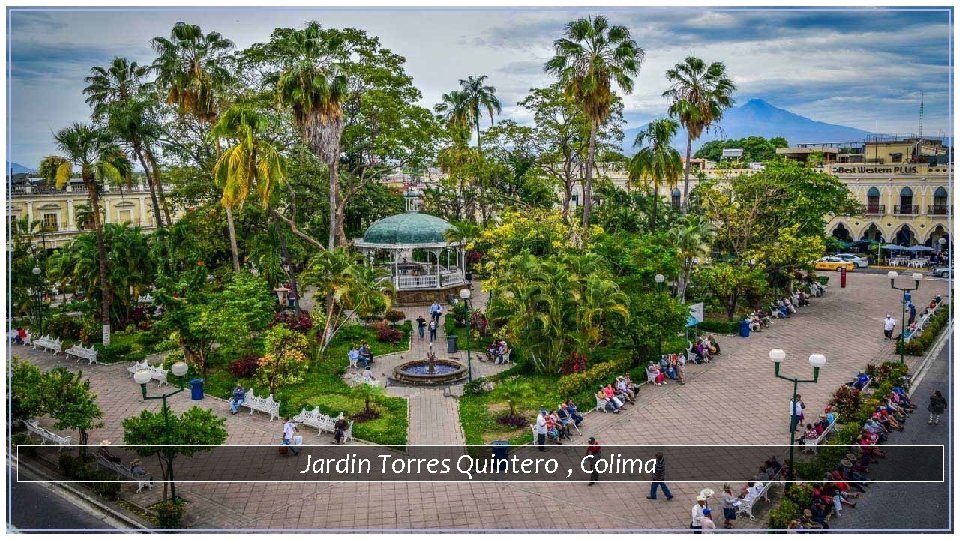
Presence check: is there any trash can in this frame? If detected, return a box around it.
[491,440,509,473]
[739,320,751,338]
[447,335,458,353]
[189,378,205,400]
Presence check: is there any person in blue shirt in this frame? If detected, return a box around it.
[348,345,360,369]
[907,302,917,325]
[358,342,373,368]
[230,383,246,415]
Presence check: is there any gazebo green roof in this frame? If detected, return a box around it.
[360,212,457,246]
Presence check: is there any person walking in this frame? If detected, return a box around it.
[535,410,547,452]
[281,418,300,456]
[907,302,917,326]
[585,436,601,485]
[691,495,708,533]
[883,314,896,340]
[928,390,947,425]
[430,301,442,324]
[428,319,438,342]
[416,315,427,340]
[646,452,674,500]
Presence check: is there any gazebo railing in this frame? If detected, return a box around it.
[393,271,466,290]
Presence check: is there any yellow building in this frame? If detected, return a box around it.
[7,180,176,249]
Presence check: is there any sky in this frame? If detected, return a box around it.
[7,6,953,168]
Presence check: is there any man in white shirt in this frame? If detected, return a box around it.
[282,419,300,456]
[883,314,896,340]
[790,396,804,431]
[430,302,443,324]
[535,410,547,452]
[691,496,707,532]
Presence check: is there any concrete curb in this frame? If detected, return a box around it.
[12,455,153,532]
[907,324,950,394]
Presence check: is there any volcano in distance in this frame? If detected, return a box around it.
[623,98,878,155]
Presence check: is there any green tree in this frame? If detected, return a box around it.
[545,15,644,228]
[628,118,683,231]
[693,262,768,320]
[48,123,131,345]
[10,358,45,424]
[458,75,502,153]
[41,368,104,457]
[255,325,310,394]
[663,57,736,204]
[671,214,715,303]
[122,406,227,501]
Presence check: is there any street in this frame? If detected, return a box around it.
[830,331,952,532]
[7,464,119,533]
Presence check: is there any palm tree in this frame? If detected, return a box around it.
[49,123,131,345]
[662,56,736,205]
[545,15,644,227]
[628,119,683,232]
[458,75,501,152]
[151,22,239,268]
[271,21,348,250]
[435,90,471,144]
[672,214,715,303]
[83,57,151,121]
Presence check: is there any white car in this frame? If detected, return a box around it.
[835,253,870,268]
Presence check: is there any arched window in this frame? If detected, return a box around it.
[671,188,681,209]
[932,187,948,214]
[867,187,881,214]
[899,187,914,215]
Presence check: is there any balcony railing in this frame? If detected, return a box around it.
[894,205,920,215]
[864,204,885,216]
[928,205,952,215]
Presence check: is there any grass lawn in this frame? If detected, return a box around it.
[204,321,412,447]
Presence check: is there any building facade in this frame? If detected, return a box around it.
[7,181,177,249]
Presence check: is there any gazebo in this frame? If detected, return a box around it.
[354,210,467,306]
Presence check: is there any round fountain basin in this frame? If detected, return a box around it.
[392,358,467,385]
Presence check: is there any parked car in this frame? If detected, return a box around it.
[814,256,856,272]
[835,253,870,268]
[930,267,952,278]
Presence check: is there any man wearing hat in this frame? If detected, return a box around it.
[534,409,547,451]
[691,495,708,532]
[585,437,601,485]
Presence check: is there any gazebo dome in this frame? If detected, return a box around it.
[361,212,456,246]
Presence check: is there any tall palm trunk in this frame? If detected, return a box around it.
[132,138,164,230]
[84,174,112,345]
[328,160,338,250]
[212,137,241,271]
[682,133,693,209]
[582,121,598,228]
[143,147,172,227]
[273,217,300,315]
[650,182,658,233]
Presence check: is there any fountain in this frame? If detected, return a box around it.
[391,344,468,385]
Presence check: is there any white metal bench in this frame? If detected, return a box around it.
[292,407,353,441]
[22,331,32,346]
[242,389,281,421]
[596,395,609,412]
[23,420,71,451]
[735,481,776,519]
[93,454,154,493]
[127,359,149,377]
[145,365,168,386]
[350,373,380,387]
[33,335,63,354]
[801,421,838,454]
[66,344,99,365]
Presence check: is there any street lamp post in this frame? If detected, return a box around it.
[887,271,922,364]
[460,288,473,383]
[654,274,665,360]
[770,349,826,481]
[133,361,190,502]
[31,266,44,335]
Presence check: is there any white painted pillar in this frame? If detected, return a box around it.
[67,199,75,231]
[26,201,33,224]
[102,198,110,224]
[139,197,147,227]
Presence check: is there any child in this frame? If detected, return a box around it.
[701,508,717,533]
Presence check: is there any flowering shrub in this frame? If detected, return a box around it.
[561,352,587,375]
[228,355,260,378]
[555,357,630,398]
[829,385,863,423]
[375,323,404,344]
[497,414,527,428]
[470,309,489,337]
[272,310,314,332]
[384,309,406,324]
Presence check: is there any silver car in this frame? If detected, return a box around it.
[930,267,952,278]
[835,253,870,268]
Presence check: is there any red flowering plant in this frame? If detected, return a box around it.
[561,352,587,375]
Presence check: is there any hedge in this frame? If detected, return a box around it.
[896,304,950,356]
[697,320,740,334]
[555,357,630,398]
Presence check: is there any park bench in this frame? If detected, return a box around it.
[801,420,838,454]
[143,365,169,386]
[94,454,154,493]
[595,395,611,412]
[23,420,71,451]
[22,331,32,346]
[735,481,776,520]
[291,407,353,441]
[32,335,63,354]
[242,389,281,422]
[127,359,149,378]
[66,344,99,365]
[350,373,380,387]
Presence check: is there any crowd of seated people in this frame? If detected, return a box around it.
[797,407,837,446]
[903,294,946,342]
[688,334,719,364]
[595,373,641,412]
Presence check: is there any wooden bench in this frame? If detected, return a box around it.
[801,421,838,454]
[66,344,99,365]
[94,454,154,493]
[242,389,281,422]
[32,335,63,354]
[735,481,776,519]
[23,420,71,451]
[292,407,353,441]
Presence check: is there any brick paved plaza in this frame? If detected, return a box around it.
[11,272,949,530]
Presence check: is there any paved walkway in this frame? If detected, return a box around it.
[9,272,949,530]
